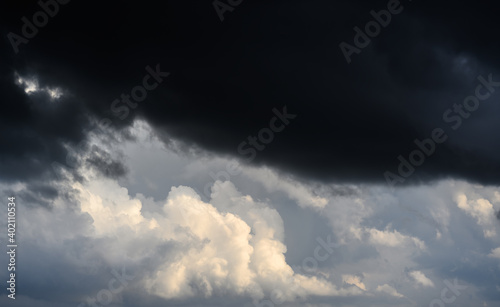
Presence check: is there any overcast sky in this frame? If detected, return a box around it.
[1,0,500,306]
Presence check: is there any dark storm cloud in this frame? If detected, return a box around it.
[85,145,128,179]
[0,53,91,185]
[0,41,128,199]
[2,0,500,186]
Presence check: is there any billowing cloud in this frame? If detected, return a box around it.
[342,275,367,291]
[488,247,500,259]
[0,120,499,306]
[367,228,426,250]
[456,193,497,238]
[375,284,404,298]
[71,168,360,302]
[409,271,434,288]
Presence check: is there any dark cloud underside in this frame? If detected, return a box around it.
[2,0,500,186]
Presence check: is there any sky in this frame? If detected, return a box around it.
[1,0,500,306]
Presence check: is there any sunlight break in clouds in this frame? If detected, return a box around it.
[15,73,63,99]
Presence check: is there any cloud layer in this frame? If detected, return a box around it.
[1,123,499,306]
[3,1,500,188]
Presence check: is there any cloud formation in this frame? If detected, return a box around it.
[71,168,361,302]
[3,1,500,188]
